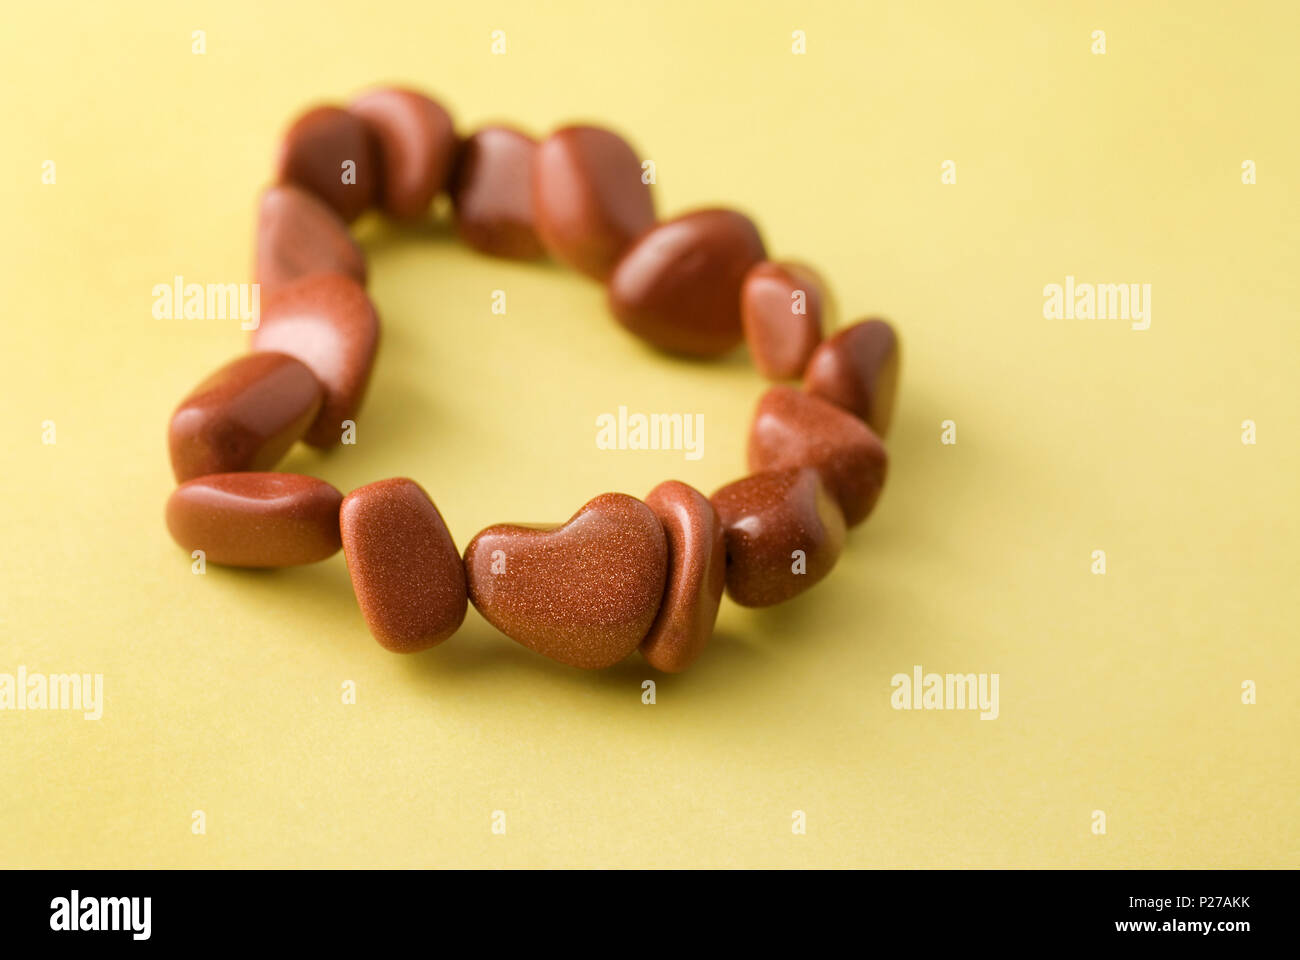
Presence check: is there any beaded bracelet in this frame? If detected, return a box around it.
[164,86,900,673]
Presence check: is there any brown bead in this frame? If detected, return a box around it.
[275,105,379,224]
[168,352,323,483]
[340,478,467,653]
[448,126,544,259]
[255,184,367,296]
[606,209,765,357]
[165,473,343,567]
[747,385,888,528]
[532,125,656,281]
[710,468,845,608]
[741,261,829,379]
[639,481,726,673]
[250,273,380,449]
[349,87,457,221]
[463,493,668,669]
[803,318,900,436]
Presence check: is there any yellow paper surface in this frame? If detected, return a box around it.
[1,0,1296,868]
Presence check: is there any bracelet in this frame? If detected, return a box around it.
[164,86,900,673]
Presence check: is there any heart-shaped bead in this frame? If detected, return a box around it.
[606,208,766,357]
[803,318,900,436]
[250,272,381,449]
[255,184,367,296]
[711,467,845,607]
[639,480,726,673]
[747,385,888,527]
[463,493,668,669]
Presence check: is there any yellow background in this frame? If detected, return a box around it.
[2,0,1296,868]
